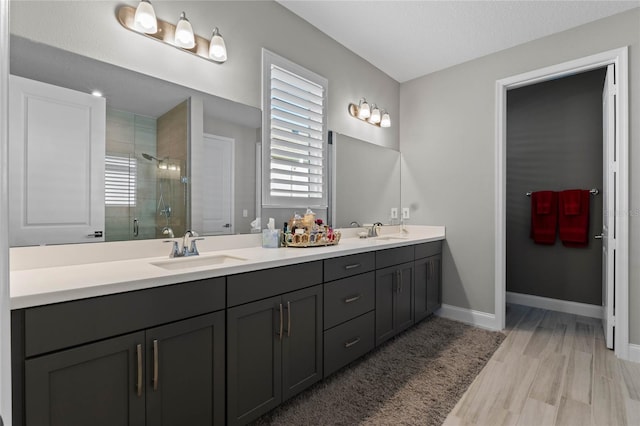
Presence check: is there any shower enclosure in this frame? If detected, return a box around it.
[104,100,189,241]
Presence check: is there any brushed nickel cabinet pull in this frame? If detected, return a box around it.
[136,343,143,397]
[344,294,361,303]
[287,301,291,337]
[344,337,361,348]
[153,339,159,391]
[344,263,361,270]
[278,303,284,341]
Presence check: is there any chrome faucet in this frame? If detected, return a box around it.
[164,230,203,258]
[162,226,174,238]
[369,222,383,237]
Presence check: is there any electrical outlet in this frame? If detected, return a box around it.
[402,207,410,219]
[390,208,398,219]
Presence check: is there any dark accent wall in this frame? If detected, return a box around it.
[506,68,606,305]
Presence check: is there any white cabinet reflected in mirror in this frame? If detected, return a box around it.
[330,132,401,228]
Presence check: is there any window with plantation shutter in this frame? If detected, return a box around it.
[262,50,328,208]
[105,154,136,206]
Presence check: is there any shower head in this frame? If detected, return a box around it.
[142,153,161,162]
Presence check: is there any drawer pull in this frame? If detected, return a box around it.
[344,337,361,348]
[344,263,361,270]
[152,339,159,391]
[344,295,361,304]
[136,344,143,397]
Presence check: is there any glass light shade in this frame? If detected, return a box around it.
[134,0,157,34]
[380,112,391,128]
[174,12,195,48]
[209,28,227,62]
[369,106,381,124]
[357,99,371,119]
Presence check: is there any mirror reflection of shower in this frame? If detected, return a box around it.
[142,152,176,238]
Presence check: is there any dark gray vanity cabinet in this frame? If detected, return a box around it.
[322,252,376,377]
[375,246,415,346]
[414,241,443,322]
[226,262,323,426]
[12,277,226,426]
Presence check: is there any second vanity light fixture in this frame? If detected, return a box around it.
[118,0,228,63]
[348,98,391,128]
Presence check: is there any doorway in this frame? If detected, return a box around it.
[201,134,234,235]
[495,47,629,360]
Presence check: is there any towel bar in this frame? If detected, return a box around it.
[525,188,599,197]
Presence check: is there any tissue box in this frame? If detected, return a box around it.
[262,229,280,248]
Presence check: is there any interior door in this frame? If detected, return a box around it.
[602,64,616,349]
[202,134,233,235]
[9,75,105,245]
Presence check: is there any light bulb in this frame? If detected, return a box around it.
[357,99,371,119]
[174,12,195,49]
[133,0,157,34]
[209,28,227,62]
[369,106,381,124]
[380,111,391,128]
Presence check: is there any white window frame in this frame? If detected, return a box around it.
[261,49,328,209]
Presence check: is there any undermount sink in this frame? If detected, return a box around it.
[151,254,247,270]
[376,235,409,241]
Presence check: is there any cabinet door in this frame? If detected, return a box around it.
[24,332,145,426]
[375,265,397,346]
[146,312,225,426]
[281,285,323,401]
[227,296,282,425]
[9,75,106,246]
[426,254,442,316]
[414,257,430,323]
[395,262,414,333]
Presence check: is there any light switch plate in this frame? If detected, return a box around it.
[242,209,248,218]
[402,207,410,219]
[391,208,398,219]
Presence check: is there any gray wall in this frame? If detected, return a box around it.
[400,8,640,342]
[9,1,399,150]
[506,69,605,305]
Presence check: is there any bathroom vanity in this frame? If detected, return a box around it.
[9,226,444,426]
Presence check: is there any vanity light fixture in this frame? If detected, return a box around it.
[174,12,195,49]
[133,0,157,34]
[348,98,391,128]
[209,27,227,62]
[117,5,228,63]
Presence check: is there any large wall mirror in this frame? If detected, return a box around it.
[331,132,401,228]
[9,35,261,246]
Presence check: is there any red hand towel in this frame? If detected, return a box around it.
[559,189,590,247]
[530,191,557,245]
[562,189,582,215]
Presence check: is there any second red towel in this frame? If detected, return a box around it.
[530,191,558,245]
[559,189,590,247]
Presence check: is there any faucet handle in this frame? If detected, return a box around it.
[163,240,180,258]
[189,237,204,255]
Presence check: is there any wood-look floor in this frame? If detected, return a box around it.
[443,304,640,426]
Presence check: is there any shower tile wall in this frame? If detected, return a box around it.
[105,108,158,241]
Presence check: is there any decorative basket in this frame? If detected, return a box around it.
[284,229,341,248]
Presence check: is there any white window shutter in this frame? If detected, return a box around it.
[105,154,136,206]
[262,50,328,208]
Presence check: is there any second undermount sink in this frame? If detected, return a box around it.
[376,235,409,241]
[151,254,247,270]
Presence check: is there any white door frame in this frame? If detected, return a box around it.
[495,47,629,359]
[0,0,11,423]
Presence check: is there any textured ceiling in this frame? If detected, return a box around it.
[278,1,640,82]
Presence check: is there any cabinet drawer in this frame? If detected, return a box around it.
[324,272,375,330]
[227,261,322,307]
[415,241,442,259]
[323,252,375,282]
[323,311,374,378]
[376,245,414,269]
[24,277,225,358]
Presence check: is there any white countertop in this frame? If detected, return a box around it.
[10,225,445,309]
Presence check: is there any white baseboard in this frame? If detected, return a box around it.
[506,291,602,319]
[436,304,499,331]
[627,344,640,363]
